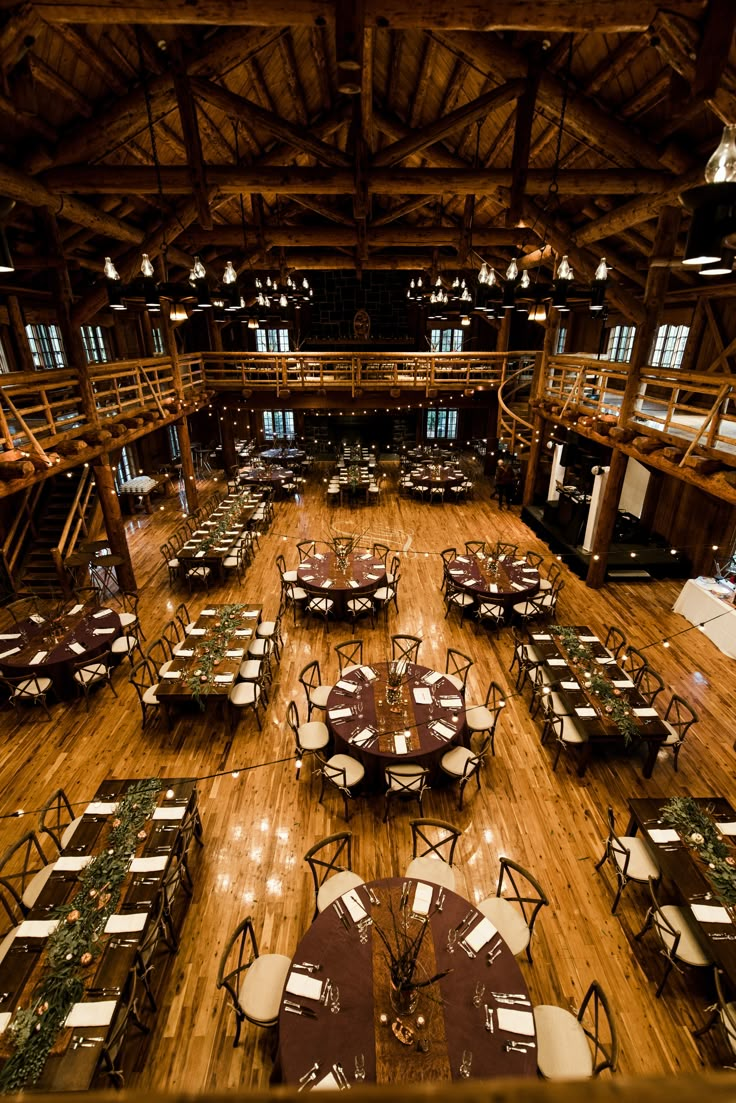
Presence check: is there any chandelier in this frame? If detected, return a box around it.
[680,125,736,276]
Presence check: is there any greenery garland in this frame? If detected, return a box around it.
[186,603,252,707]
[550,626,638,745]
[661,796,736,906]
[0,779,161,1094]
[198,497,251,553]
[550,625,595,665]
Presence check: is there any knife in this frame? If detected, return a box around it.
[455,908,474,932]
[284,1000,317,1018]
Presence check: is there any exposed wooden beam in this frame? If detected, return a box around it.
[652,9,736,126]
[573,167,702,245]
[372,80,525,167]
[277,31,309,126]
[191,77,352,167]
[27,53,93,117]
[182,224,528,248]
[286,195,353,225]
[0,2,44,73]
[310,24,332,113]
[361,25,374,149]
[410,35,438,127]
[172,47,212,231]
[50,22,127,94]
[692,0,736,102]
[23,0,707,31]
[507,59,540,227]
[371,195,436,226]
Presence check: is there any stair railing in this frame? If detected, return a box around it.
[2,483,42,589]
[50,466,96,594]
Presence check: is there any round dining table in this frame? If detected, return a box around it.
[447,554,540,611]
[278,877,536,1087]
[325,661,465,786]
[238,464,292,487]
[0,603,122,696]
[297,551,386,618]
[410,465,464,492]
[260,447,305,464]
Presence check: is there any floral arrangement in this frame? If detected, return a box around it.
[551,625,595,665]
[0,779,161,1094]
[198,497,251,553]
[661,797,736,905]
[186,603,249,706]
[347,464,362,492]
[372,896,449,1000]
[550,626,637,744]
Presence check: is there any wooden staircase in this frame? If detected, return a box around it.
[16,468,97,596]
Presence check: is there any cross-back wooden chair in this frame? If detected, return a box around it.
[478,856,549,962]
[335,639,363,675]
[661,693,698,770]
[383,764,429,822]
[405,818,462,891]
[0,830,52,915]
[303,831,365,916]
[216,916,291,1045]
[38,788,83,854]
[444,648,474,693]
[391,634,422,664]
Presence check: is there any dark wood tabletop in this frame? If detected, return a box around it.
[297,552,386,595]
[447,555,539,606]
[156,603,263,706]
[410,465,464,489]
[278,877,536,1086]
[0,777,197,1093]
[177,496,260,567]
[530,626,669,777]
[0,603,122,694]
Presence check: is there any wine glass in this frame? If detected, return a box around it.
[459,1050,473,1078]
[446,928,457,954]
[354,1054,365,1081]
[330,984,340,1014]
[472,981,485,1008]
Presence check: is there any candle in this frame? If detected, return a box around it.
[379,1013,388,1026]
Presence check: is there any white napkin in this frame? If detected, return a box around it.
[579,635,599,642]
[314,553,325,560]
[717,822,736,835]
[285,972,323,1000]
[691,903,732,924]
[425,671,442,685]
[30,614,45,624]
[351,728,374,746]
[68,604,84,615]
[648,828,679,843]
[244,611,259,618]
[214,674,234,683]
[301,575,315,581]
[93,610,113,619]
[348,580,360,588]
[439,696,463,708]
[329,707,352,720]
[457,556,470,563]
[162,671,181,680]
[393,734,408,754]
[432,720,455,740]
[489,583,499,593]
[596,656,616,664]
[511,582,526,591]
[64,1001,117,1028]
[313,1072,340,1091]
[532,634,551,641]
[412,687,432,705]
[497,1008,535,1036]
[85,801,118,815]
[412,882,433,916]
[104,913,147,933]
[336,680,358,694]
[359,666,377,681]
[201,609,215,616]
[18,919,58,937]
[0,1012,12,1034]
[195,551,206,558]
[343,889,367,922]
[130,856,168,872]
[189,628,206,636]
[69,641,85,655]
[560,681,579,690]
[54,856,92,871]
[366,574,380,580]
[225,649,245,659]
[153,806,186,820]
[498,555,506,562]
[234,629,252,637]
[0,647,21,658]
[547,658,566,666]
[576,707,596,718]
[93,628,115,635]
[613,679,635,688]
[634,707,658,717]
[464,917,497,952]
[0,634,20,640]
[449,569,464,576]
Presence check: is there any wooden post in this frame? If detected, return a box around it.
[585,446,628,588]
[619,205,681,423]
[139,310,156,358]
[160,302,200,513]
[92,454,137,592]
[6,295,35,373]
[522,412,545,506]
[219,403,238,476]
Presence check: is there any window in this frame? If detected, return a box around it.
[262,410,295,440]
[167,425,180,461]
[81,325,110,363]
[255,328,290,352]
[115,446,134,488]
[606,324,635,362]
[24,323,66,370]
[152,326,164,355]
[426,408,458,440]
[650,324,689,370]
[0,337,9,374]
[429,328,464,352]
[555,326,568,355]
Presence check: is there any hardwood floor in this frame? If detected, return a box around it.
[2,459,735,1089]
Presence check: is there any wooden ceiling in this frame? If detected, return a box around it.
[0,0,734,323]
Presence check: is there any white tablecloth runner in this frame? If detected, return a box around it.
[673,577,736,659]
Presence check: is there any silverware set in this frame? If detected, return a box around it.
[297,1068,319,1092]
[71,1035,104,1049]
[486,939,502,966]
[293,961,322,973]
[503,1039,535,1053]
[366,887,380,906]
[400,881,411,910]
[333,900,350,930]
[332,1063,350,1089]
[491,992,530,1006]
[436,888,445,912]
[484,1004,494,1033]
[284,1000,317,1019]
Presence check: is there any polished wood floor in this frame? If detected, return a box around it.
[2,458,736,1089]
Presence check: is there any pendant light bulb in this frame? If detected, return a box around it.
[192,256,207,280]
[479,262,489,283]
[279,293,288,307]
[556,255,573,280]
[487,267,497,286]
[435,276,442,286]
[594,257,608,281]
[223,261,236,284]
[705,125,736,184]
[140,253,154,277]
[303,277,309,290]
[520,270,530,289]
[505,257,518,281]
[104,257,120,281]
[248,316,259,329]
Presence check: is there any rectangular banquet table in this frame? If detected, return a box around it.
[627,796,736,982]
[155,603,262,732]
[176,496,259,581]
[530,626,669,777]
[673,577,736,659]
[0,777,198,1093]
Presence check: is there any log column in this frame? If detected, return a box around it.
[522,413,545,506]
[92,454,137,592]
[585,446,628,588]
[6,296,35,373]
[160,303,199,513]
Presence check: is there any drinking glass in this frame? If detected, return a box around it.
[446,928,457,954]
[330,984,340,1014]
[354,1054,365,1081]
[472,981,485,1008]
[459,1050,473,1078]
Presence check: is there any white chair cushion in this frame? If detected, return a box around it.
[465,704,497,732]
[513,601,538,616]
[288,587,308,602]
[325,754,365,788]
[247,639,269,658]
[444,672,464,691]
[309,684,333,709]
[298,720,329,750]
[60,817,83,848]
[308,597,334,614]
[229,682,261,707]
[373,586,394,602]
[167,558,180,569]
[559,716,588,744]
[74,663,107,685]
[347,598,372,614]
[440,746,476,778]
[538,579,553,590]
[238,660,262,681]
[223,556,239,568]
[611,836,660,882]
[657,906,712,966]
[534,1004,594,1080]
[386,764,427,791]
[282,570,298,582]
[257,621,276,637]
[405,855,457,892]
[14,677,52,697]
[478,602,504,619]
[317,870,365,912]
[111,635,137,654]
[187,566,211,578]
[662,720,680,745]
[239,953,292,1025]
[118,611,137,628]
[143,685,160,706]
[158,660,174,677]
[0,926,18,966]
[21,863,54,910]
[450,593,475,607]
[477,896,530,956]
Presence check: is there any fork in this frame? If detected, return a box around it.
[297,1071,317,1092]
[299,1062,319,1083]
[484,1004,494,1033]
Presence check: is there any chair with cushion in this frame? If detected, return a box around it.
[661,694,698,771]
[287,700,329,768]
[464,541,486,558]
[184,559,211,592]
[636,667,665,707]
[385,554,400,585]
[346,594,375,628]
[635,876,713,997]
[476,857,548,962]
[256,601,284,661]
[129,659,161,730]
[537,578,565,619]
[0,830,53,915]
[475,596,506,634]
[160,543,180,585]
[147,637,176,678]
[525,551,544,570]
[111,628,142,670]
[297,540,317,560]
[216,916,292,1045]
[174,602,193,636]
[228,667,266,730]
[1,673,54,720]
[373,573,400,618]
[604,625,627,659]
[223,543,247,582]
[117,591,145,639]
[444,648,473,693]
[372,542,389,564]
[282,579,309,625]
[621,645,648,684]
[38,788,83,854]
[537,560,562,594]
[0,882,22,969]
[404,819,462,892]
[594,806,661,914]
[391,634,422,665]
[383,764,429,822]
[693,966,736,1059]
[541,710,589,772]
[304,832,365,916]
[533,981,618,1079]
[440,734,491,810]
[444,581,475,622]
[73,651,118,711]
[511,593,545,628]
[335,639,363,676]
[299,660,334,721]
[465,680,505,755]
[276,552,298,585]
[315,751,365,821]
[494,541,518,560]
[305,591,335,631]
[96,972,150,1087]
[440,547,457,592]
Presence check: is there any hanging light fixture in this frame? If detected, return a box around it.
[170,302,188,323]
[590,257,608,312]
[103,256,126,311]
[551,254,573,312]
[140,253,160,308]
[681,125,736,269]
[190,255,211,308]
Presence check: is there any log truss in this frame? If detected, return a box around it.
[0,0,732,322]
